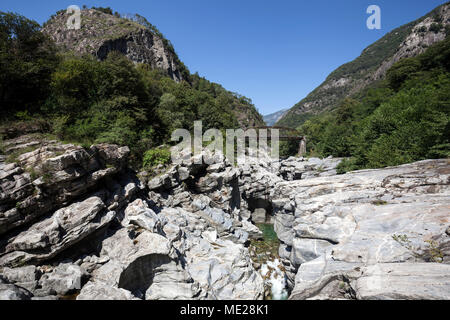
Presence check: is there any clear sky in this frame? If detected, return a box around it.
[1,0,448,115]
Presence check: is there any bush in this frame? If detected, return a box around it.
[0,134,5,154]
[279,141,298,158]
[46,56,100,115]
[96,112,139,146]
[142,147,171,169]
[336,158,359,174]
[429,23,442,34]
[92,7,113,15]
[417,26,427,33]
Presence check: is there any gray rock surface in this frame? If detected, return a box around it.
[279,156,343,180]
[0,278,33,300]
[1,131,449,300]
[38,263,88,296]
[1,196,115,267]
[1,265,40,293]
[355,263,450,300]
[270,159,450,300]
[0,136,133,236]
[77,282,139,300]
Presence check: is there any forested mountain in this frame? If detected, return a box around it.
[42,8,264,129]
[277,2,450,128]
[301,32,450,172]
[0,7,264,167]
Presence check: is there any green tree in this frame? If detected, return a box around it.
[157,92,184,132]
[45,55,100,115]
[0,12,58,116]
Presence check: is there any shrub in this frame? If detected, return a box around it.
[386,58,421,90]
[429,23,442,34]
[14,110,33,121]
[279,140,298,158]
[96,112,138,146]
[0,135,5,154]
[52,115,70,140]
[142,147,171,169]
[417,26,427,33]
[92,7,113,15]
[336,158,359,174]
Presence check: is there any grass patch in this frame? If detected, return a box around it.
[5,145,40,164]
[371,199,388,206]
[6,153,21,164]
[392,234,411,244]
[425,240,443,263]
[40,163,54,184]
[0,132,5,154]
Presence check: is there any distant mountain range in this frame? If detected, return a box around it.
[263,109,288,126]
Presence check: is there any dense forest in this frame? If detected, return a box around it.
[298,36,450,172]
[0,10,262,168]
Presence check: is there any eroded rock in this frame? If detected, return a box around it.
[272,159,450,300]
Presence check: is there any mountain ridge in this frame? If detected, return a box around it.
[263,109,288,126]
[42,8,187,82]
[277,2,450,128]
[41,7,264,129]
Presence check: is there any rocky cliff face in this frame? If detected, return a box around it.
[42,9,185,82]
[277,2,450,127]
[0,130,448,300]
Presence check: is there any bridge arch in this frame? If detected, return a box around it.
[248,126,307,156]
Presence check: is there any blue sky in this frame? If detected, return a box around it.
[1,0,448,115]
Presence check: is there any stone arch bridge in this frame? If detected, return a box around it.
[248,126,307,156]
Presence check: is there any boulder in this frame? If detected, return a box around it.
[1,265,40,293]
[0,196,115,267]
[77,282,137,300]
[38,263,88,296]
[0,278,33,300]
[0,142,132,236]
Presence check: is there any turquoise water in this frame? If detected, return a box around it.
[257,223,278,242]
